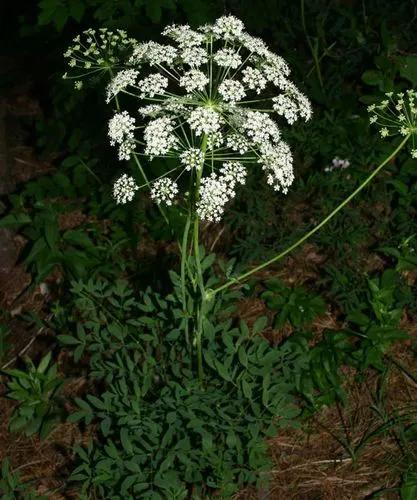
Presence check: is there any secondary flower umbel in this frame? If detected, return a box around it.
[64,16,312,221]
[368,90,417,158]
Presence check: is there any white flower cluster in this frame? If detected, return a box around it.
[143,116,177,157]
[106,69,138,103]
[129,41,178,66]
[108,111,136,160]
[113,174,139,204]
[65,16,312,218]
[214,48,242,69]
[63,28,135,75]
[188,108,223,136]
[197,162,247,222]
[137,74,168,98]
[150,177,179,205]
[180,70,209,93]
[272,82,312,124]
[325,157,351,173]
[218,79,246,103]
[368,91,417,158]
[180,148,204,170]
[259,142,294,193]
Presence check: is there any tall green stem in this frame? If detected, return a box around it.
[209,135,410,298]
[301,0,324,91]
[194,135,208,384]
[180,210,192,347]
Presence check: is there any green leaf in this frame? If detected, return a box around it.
[401,471,417,500]
[0,213,31,227]
[37,352,52,374]
[399,55,417,86]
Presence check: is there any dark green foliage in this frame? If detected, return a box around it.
[0,459,45,500]
[3,352,64,439]
[60,277,306,498]
[262,279,326,328]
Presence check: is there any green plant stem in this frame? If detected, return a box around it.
[301,0,324,91]
[194,135,208,385]
[180,210,192,347]
[210,135,410,298]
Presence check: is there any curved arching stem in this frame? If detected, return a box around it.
[208,135,411,299]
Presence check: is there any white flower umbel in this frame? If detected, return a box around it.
[138,74,168,98]
[65,15,312,216]
[368,90,417,157]
[218,79,246,103]
[259,142,294,193]
[214,48,242,69]
[150,177,179,205]
[108,111,136,160]
[197,162,247,222]
[63,28,136,77]
[180,148,204,170]
[106,69,138,103]
[188,107,223,136]
[144,117,177,157]
[113,174,139,204]
[180,70,209,93]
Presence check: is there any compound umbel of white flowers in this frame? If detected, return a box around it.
[64,16,312,222]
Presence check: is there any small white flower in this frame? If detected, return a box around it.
[220,161,247,188]
[272,81,312,123]
[188,107,223,136]
[150,177,178,205]
[144,117,177,157]
[261,54,290,86]
[138,73,168,98]
[179,69,209,93]
[213,48,242,69]
[242,67,267,94]
[207,131,223,150]
[196,161,246,222]
[181,46,208,66]
[411,149,417,158]
[113,174,138,204]
[138,104,163,117]
[162,24,204,48]
[325,157,351,172]
[108,111,136,160]
[242,110,280,145]
[213,15,245,40]
[106,69,138,103]
[180,148,204,170]
[239,33,269,56]
[259,142,294,193]
[218,79,246,103]
[130,41,178,66]
[226,133,250,154]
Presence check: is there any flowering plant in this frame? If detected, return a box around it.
[64,18,413,386]
[368,90,417,157]
[64,16,311,223]
[64,16,313,381]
